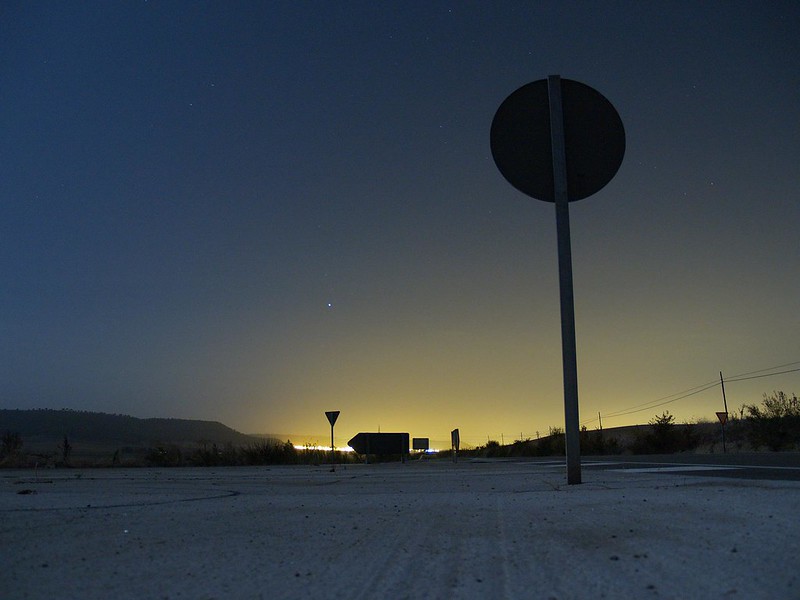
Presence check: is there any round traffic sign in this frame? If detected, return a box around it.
[490,78,625,202]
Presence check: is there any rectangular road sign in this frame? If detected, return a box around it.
[412,437,429,451]
[347,432,409,455]
[451,429,460,451]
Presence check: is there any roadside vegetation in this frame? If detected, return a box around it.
[144,440,361,467]
[0,434,359,469]
[2,391,798,467]
[461,390,800,458]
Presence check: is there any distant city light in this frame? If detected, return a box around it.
[291,445,440,454]
[293,444,354,452]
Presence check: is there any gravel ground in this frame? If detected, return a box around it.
[2,460,798,599]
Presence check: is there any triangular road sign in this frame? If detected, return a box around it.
[325,411,340,426]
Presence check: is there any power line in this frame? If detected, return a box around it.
[726,360,800,380]
[463,360,800,441]
[599,381,720,421]
[726,367,800,382]
[585,378,719,423]
[582,359,799,427]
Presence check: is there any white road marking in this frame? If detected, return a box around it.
[611,466,738,473]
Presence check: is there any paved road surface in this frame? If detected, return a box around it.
[470,453,800,481]
[588,452,800,481]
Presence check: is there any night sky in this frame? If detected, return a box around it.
[2,2,798,448]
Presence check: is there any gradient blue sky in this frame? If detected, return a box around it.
[2,1,798,448]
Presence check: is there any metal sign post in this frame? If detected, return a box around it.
[716,411,728,453]
[718,372,730,453]
[325,411,340,471]
[547,75,581,484]
[490,75,625,485]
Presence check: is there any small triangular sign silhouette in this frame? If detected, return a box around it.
[325,411,340,426]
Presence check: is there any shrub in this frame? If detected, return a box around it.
[1,431,23,457]
[1,431,23,466]
[743,391,800,451]
[146,444,184,467]
[535,426,565,456]
[580,426,621,455]
[484,440,502,457]
[631,411,681,454]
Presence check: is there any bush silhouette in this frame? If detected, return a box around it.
[743,391,800,451]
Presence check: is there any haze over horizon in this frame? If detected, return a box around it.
[2,2,798,449]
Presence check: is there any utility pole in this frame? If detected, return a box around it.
[719,371,729,416]
[598,412,602,431]
[719,372,729,453]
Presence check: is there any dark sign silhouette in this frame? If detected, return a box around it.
[490,78,625,202]
[490,76,625,485]
[347,432,409,455]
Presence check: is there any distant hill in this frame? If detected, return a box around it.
[0,409,258,449]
